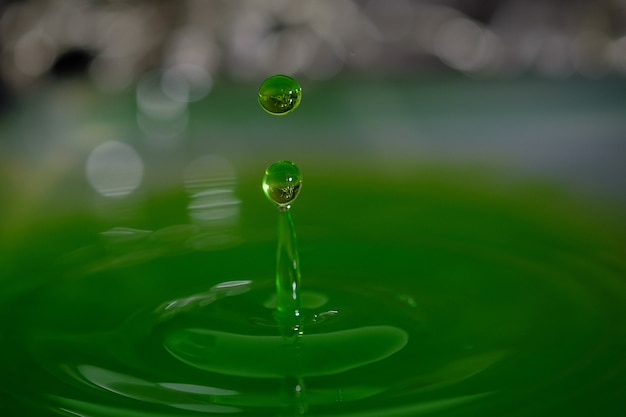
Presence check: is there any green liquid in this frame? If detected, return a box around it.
[1,168,625,417]
[258,75,302,116]
[275,209,302,329]
[262,160,304,330]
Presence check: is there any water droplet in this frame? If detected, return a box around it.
[258,75,302,116]
[262,161,303,333]
[262,160,302,208]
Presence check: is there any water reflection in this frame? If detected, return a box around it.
[79,154,242,273]
[156,280,253,319]
[57,364,242,414]
[100,226,152,243]
[183,154,241,250]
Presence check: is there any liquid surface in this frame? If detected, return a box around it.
[258,75,302,116]
[1,169,625,417]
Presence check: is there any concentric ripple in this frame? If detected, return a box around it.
[2,233,625,417]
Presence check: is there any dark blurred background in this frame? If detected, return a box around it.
[1,0,626,93]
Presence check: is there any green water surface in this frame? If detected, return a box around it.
[1,166,625,417]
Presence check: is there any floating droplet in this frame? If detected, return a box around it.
[258,75,302,116]
[262,160,302,208]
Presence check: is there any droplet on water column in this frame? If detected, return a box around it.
[262,160,302,208]
[258,75,302,116]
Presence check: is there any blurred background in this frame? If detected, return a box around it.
[0,0,625,235]
[2,0,626,89]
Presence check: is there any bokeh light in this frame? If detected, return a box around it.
[85,140,144,197]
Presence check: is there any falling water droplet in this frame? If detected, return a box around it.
[258,75,302,116]
[263,161,303,333]
[262,160,302,209]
